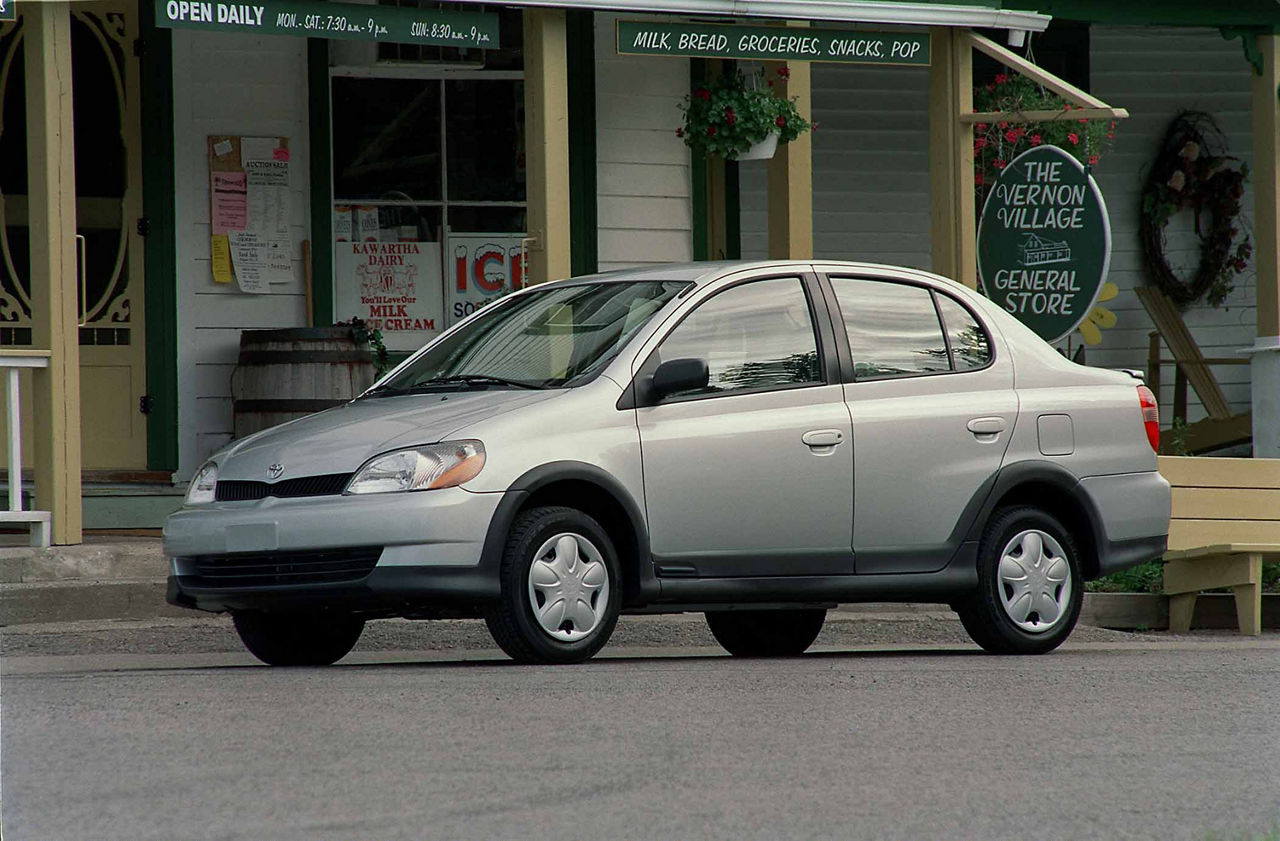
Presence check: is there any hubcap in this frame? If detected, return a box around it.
[526,532,610,642]
[997,529,1073,634]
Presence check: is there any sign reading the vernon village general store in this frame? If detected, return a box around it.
[617,20,929,66]
[977,145,1111,344]
[157,0,498,47]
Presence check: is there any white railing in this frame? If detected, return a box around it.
[1,351,52,548]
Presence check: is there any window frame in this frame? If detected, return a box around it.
[818,273,996,384]
[627,272,837,408]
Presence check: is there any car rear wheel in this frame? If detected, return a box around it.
[231,610,365,666]
[705,608,827,657]
[484,506,622,664]
[956,506,1083,655]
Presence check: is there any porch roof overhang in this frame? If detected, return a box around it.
[477,0,1051,32]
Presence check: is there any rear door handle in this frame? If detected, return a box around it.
[967,417,1007,436]
[802,429,844,447]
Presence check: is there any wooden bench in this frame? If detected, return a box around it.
[1159,455,1280,635]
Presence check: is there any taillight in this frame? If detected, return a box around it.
[1137,385,1160,452]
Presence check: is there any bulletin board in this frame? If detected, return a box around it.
[208,135,293,293]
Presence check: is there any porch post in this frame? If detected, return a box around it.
[25,2,82,544]
[1250,33,1280,457]
[929,27,977,289]
[765,25,813,260]
[523,8,572,284]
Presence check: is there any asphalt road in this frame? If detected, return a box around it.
[2,616,1279,841]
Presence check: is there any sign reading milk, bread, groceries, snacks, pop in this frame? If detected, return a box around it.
[977,145,1111,345]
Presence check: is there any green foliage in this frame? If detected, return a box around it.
[1167,417,1191,456]
[1086,560,1164,594]
[972,72,1114,204]
[678,67,810,160]
[337,316,390,377]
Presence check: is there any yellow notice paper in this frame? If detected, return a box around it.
[211,234,233,283]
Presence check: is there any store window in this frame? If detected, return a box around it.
[330,21,526,352]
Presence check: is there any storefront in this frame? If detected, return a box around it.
[9,0,1280,543]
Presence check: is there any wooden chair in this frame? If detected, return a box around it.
[1135,286,1251,454]
[1159,456,1280,635]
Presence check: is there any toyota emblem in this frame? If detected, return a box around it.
[267,463,284,480]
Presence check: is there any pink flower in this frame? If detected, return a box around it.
[1005,129,1018,143]
[1106,132,1115,140]
[776,66,790,79]
[975,172,985,186]
[706,125,717,137]
[775,115,786,128]
[1088,155,1099,165]
[724,107,736,125]
[1079,118,1089,125]
[975,123,988,132]
[1068,132,1080,145]
[1030,134,1042,146]
[998,121,1009,130]
[994,73,1008,84]
[975,137,988,150]
[694,88,711,101]
[994,159,1006,170]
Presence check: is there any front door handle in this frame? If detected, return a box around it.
[802,429,845,448]
[967,417,1007,436]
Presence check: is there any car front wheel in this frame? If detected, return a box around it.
[956,506,1083,655]
[231,610,365,666]
[705,608,827,657]
[484,506,622,664]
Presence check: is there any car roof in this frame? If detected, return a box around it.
[545,260,956,288]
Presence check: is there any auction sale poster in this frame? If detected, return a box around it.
[334,240,443,352]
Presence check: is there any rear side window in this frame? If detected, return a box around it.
[935,294,992,371]
[655,276,822,399]
[830,278,950,379]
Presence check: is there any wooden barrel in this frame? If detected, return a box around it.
[233,327,376,438]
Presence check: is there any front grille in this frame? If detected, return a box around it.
[189,546,383,587]
[215,473,353,502]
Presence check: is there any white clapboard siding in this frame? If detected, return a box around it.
[1088,26,1255,425]
[595,13,693,271]
[741,62,933,265]
[173,30,311,478]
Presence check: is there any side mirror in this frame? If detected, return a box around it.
[651,357,709,398]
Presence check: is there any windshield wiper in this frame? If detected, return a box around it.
[418,374,547,390]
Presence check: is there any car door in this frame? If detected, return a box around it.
[632,273,854,578]
[821,272,1018,574]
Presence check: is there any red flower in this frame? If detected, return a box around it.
[767,80,774,87]
[1106,132,1115,140]
[1030,134,1042,145]
[975,123,988,132]
[775,115,786,128]
[724,107,736,125]
[1068,132,1080,145]
[675,127,684,138]
[1079,118,1089,125]
[777,66,790,79]
[1088,155,1099,165]
[974,137,988,150]
[975,172,985,186]
[994,159,1006,170]
[994,73,1008,84]
[986,83,995,92]
[706,125,717,137]
[1109,120,1117,130]
[1005,129,1018,143]
[694,88,711,101]
[998,121,1009,130]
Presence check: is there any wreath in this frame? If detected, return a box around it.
[1139,111,1252,308]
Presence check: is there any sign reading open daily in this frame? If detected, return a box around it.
[157,0,498,47]
[977,145,1111,345]
[617,20,929,65]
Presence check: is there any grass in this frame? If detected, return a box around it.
[1086,560,1280,594]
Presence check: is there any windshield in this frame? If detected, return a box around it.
[370,280,690,393]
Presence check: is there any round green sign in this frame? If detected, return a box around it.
[977,145,1111,344]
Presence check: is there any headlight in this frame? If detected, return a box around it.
[186,461,219,505]
[345,441,486,495]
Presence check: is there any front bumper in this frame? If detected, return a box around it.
[164,487,504,614]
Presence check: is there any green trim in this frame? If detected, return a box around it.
[1005,0,1280,27]
[566,10,598,277]
[308,39,334,325]
[139,0,179,471]
[724,159,740,260]
[1222,27,1267,75]
[690,59,708,260]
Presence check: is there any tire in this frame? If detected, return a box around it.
[484,506,622,664]
[956,506,1084,655]
[705,608,827,657]
[231,610,365,666]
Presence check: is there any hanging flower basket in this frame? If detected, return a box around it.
[677,67,810,161]
[972,73,1115,206]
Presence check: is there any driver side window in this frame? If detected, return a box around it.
[655,277,822,400]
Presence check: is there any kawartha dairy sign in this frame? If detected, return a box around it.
[977,145,1111,344]
[334,241,443,353]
